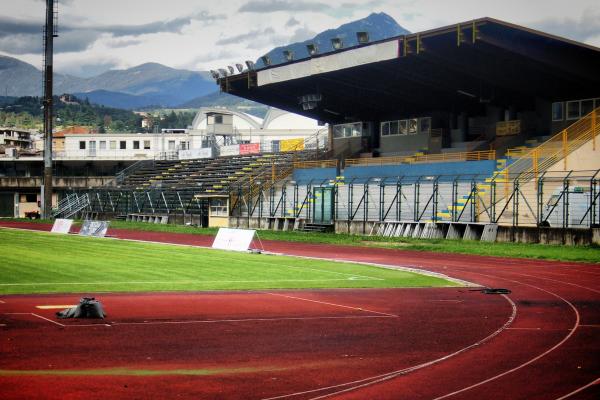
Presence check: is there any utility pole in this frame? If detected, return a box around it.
[42,0,56,218]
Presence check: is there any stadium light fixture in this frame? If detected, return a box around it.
[283,50,294,62]
[209,70,220,79]
[218,68,228,77]
[261,55,272,66]
[235,63,244,73]
[245,60,255,70]
[356,31,369,45]
[331,38,343,50]
[227,66,235,75]
[306,43,318,56]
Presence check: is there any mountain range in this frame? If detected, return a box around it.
[0,13,407,111]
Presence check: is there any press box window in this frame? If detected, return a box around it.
[133,141,140,150]
[79,141,86,150]
[120,141,127,149]
[419,117,431,134]
[144,140,151,149]
[214,115,223,124]
[566,101,580,120]
[552,102,564,121]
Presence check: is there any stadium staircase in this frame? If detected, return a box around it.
[432,107,600,225]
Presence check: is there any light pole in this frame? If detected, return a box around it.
[42,0,56,218]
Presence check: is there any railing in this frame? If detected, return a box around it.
[293,159,338,169]
[500,106,600,183]
[51,193,90,218]
[345,150,496,166]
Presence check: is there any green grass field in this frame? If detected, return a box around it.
[0,229,460,295]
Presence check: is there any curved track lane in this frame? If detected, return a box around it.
[0,221,598,399]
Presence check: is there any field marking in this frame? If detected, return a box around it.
[266,292,398,318]
[36,305,75,310]
[428,273,581,400]
[555,377,600,399]
[4,313,110,327]
[261,294,517,400]
[113,315,395,326]
[0,277,373,287]
[0,299,5,303]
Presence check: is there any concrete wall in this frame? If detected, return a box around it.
[0,176,115,188]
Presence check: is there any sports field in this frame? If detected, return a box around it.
[0,228,460,294]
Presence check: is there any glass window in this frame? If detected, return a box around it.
[168,140,175,150]
[408,119,418,134]
[581,99,594,116]
[399,120,408,135]
[99,141,106,150]
[214,115,223,124]
[144,140,151,149]
[110,141,116,150]
[552,102,564,121]
[120,141,127,149]
[566,101,580,120]
[133,141,140,149]
[79,141,86,150]
[381,122,390,136]
[389,121,399,135]
[419,117,431,134]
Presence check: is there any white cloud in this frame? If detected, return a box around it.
[0,0,596,76]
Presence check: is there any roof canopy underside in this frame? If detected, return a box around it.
[221,18,600,124]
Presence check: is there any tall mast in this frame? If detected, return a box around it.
[42,0,56,218]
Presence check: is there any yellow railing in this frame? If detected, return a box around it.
[345,150,496,167]
[501,106,600,183]
[293,159,338,169]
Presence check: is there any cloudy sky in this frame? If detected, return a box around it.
[1,0,599,77]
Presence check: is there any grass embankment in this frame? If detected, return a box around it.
[0,229,458,295]
[3,218,599,263]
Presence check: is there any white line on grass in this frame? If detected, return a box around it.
[266,292,398,317]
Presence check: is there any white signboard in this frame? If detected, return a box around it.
[51,218,73,234]
[212,228,256,252]
[79,220,110,238]
[219,145,240,157]
[178,147,213,160]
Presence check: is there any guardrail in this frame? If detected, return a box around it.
[501,106,599,183]
[293,159,338,169]
[345,150,496,167]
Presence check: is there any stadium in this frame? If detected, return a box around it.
[1,12,599,400]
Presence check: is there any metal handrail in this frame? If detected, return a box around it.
[345,150,496,167]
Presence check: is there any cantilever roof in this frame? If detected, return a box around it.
[220,18,600,124]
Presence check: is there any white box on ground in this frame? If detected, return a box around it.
[51,219,73,234]
[212,228,256,252]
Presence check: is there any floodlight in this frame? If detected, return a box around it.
[282,50,294,62]
[235,63,244,73]
[218,68,228,77]
[356,31,369,44]
[209,70,220,79]
[261,55,272,66]
[245,60,255,70]
[306,43,318,56]
[330,38,343,50]
[227,66,235,75]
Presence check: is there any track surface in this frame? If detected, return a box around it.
[0,221,599,399]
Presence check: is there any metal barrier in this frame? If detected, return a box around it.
[344,150,496,167]
[74,168,599,230]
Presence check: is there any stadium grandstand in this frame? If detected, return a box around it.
[24,18,600,244]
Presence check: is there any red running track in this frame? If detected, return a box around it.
[0,221,598,400]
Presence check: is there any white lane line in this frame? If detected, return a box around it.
[0,299,6,304]
[429,273,581,400]
[113,315,394,326]
[266,292,398,318]
[579,324,600,328]
[506,327,571,331]
[261,294,517,400]
[555,377,600,399]
[31,313,65,327]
